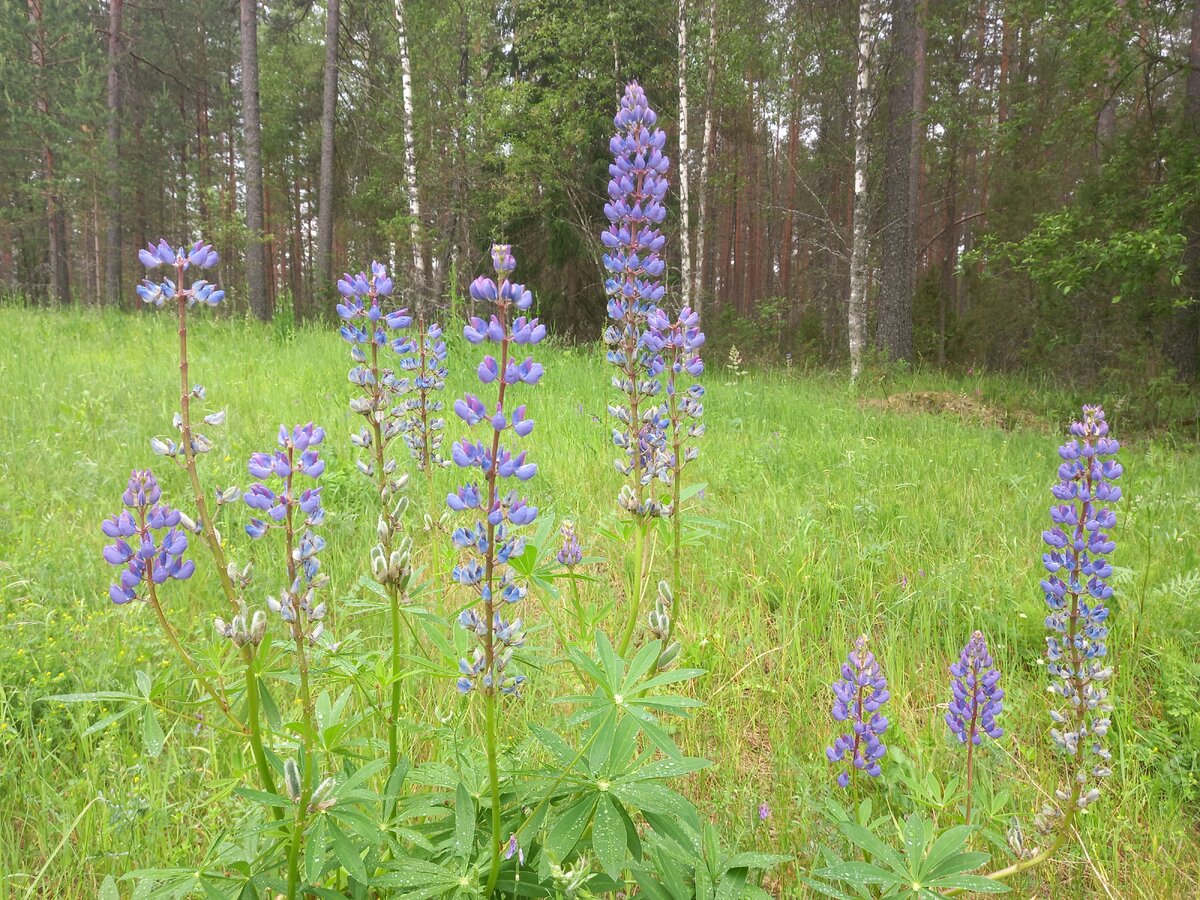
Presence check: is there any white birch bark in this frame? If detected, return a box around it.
[693,0,718,315]
[848,0,874,380]
[395,0,425,282]
[677,0,692,311]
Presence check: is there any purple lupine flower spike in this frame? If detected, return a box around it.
[826,635,890,788]
[1040,405,1119,816]
[103,469,195,604]
[395,316,450,473]
[450,244,544,697]
[602,82,671,518]
[946,631,1004,745]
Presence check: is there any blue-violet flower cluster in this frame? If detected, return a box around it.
[826,635,890,787]
[103,470,195,604]
[450,244,545,695]
[602,82,672,518]
[135,239,224,308]
[647,306,706,504]
[946,630,1004,746]
[1041,404,1120,810]
[397,317,450,473]
[244,423,330,641]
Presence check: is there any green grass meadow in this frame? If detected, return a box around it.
[1,308,1198,897]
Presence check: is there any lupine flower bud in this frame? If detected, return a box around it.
[1042,405,1120,811]
[556,519,583,567]
[249,610,268,644]
[309,776,337,812]
[826,635,890,787]
[284,759,303,803]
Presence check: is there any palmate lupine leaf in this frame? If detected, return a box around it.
[809,814,1007,898]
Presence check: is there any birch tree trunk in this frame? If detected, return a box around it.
[848,0,874,379]
[314,0,340,315]
[239,0,270,320]
[395,0,425,294]
[103,0,124,305]
[693,0,718,314]
[677,0,692,310]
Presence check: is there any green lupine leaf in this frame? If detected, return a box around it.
[592,795,628,877]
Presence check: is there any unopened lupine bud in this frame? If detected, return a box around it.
[657,641,681,669]
[370,545,388,582]
[284,759,303,802]
[249,610,267,644]
[309,776,337,811]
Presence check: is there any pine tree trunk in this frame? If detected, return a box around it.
[314,0,340,317]
[693,0,718,313]
[847,0,874,379]
[240,0,270,320]
[395,0,425,297]
[29,0,69,304]
[677,0,692,310]
[877,0,916,362]
[104,0,124,305]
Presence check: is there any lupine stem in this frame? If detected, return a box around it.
[174,284,278,806]
[618,519,648,657]
[284,450,317,900]
[481,286,512,898]
[144,576,239,729]
[568,574,586,638]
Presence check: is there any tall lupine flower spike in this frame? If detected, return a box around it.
[454,245,543,697]
[647,306,705,661]
[602,81,671,519]
[946,630,1004,823]
[336,261,417,778]
[138,240,227,464]
[131,238,282,808]
[1039,405,1120,823]
[103,470,195,604]
[826,635,890,789]
[398,315,451,516]
[455,243,544,896]
[602,83,672,657]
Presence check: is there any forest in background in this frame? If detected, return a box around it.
[2,0,1199,387]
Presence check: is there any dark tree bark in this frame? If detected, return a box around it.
[1166,0,1200,380]
[103,0,124,305]
[29,0,70,304]
[313,0,339,317]
[240,0,270,320]
[877,0,917,361]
